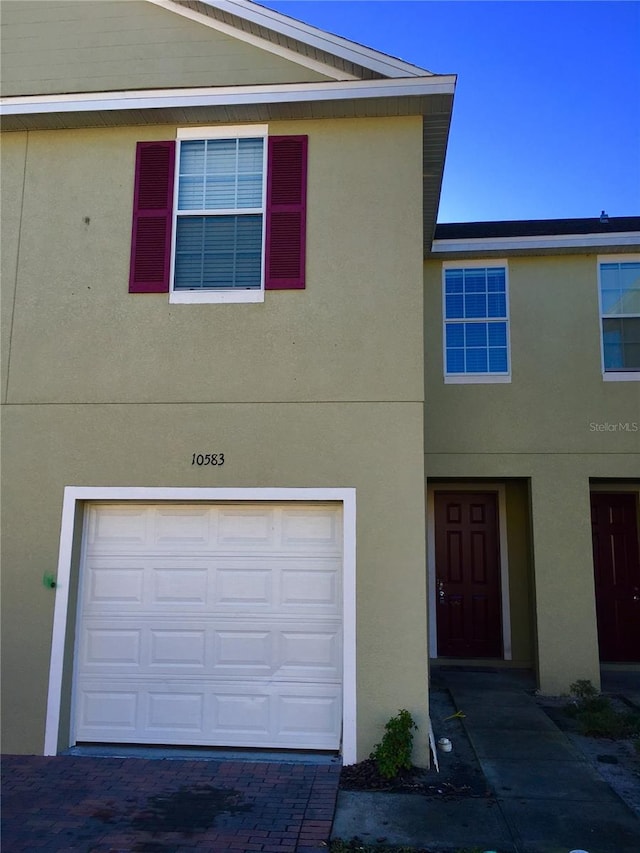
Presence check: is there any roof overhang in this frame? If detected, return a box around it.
[430,231,640,259]
[1,75,455,254]
[0,76,455,123]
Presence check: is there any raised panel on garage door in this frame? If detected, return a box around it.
[74,503,343,749]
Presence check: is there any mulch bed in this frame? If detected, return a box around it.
[339,757,491,799]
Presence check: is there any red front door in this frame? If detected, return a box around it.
[591,492,640,662]
[434,491,503,658]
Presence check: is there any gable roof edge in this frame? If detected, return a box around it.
[158,0,433,79]
[147,0,359,80]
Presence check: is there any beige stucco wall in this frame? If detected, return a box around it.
[504,480,534,664]
[0,0,333,97]
[1,115,429,760]
[0,132,26,399]
[4,119,423,406]
[424,256,640,693]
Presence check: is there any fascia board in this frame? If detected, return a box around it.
[146,0,359,81]
[161,0,432,78]
[0,76,456,117]
[431,232,640,254]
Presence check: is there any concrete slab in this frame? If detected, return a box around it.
[499,796,640,853]
[482,758,623,801]
[446,688,539,709]
[331,790,516,851]
[468,728,582,760]
[601,670,640,695]
[462,704,559,731]
[434,668,536,692]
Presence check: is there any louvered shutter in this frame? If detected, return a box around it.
[265,136,308,290]
[129,141,175,293]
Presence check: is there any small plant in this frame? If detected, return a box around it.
[370,709,417,779]
[565,679,609,718]
[565,679,640,738]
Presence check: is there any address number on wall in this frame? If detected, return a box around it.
[191,453,225,466]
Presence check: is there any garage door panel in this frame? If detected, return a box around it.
[76,680,342,749]
[217,508,275,547]
[281,508,342,551]
[85,563,145,606]
[148,692,205,733]
[211,684,342,748]
[79,619,341,680]
[279,629,341,677]
[87,506,149,551]
[82,628,142,668]
[281,566,339,609]
[75,503,343,750]
[152,566,209,605]
[153,507,211,548]
[215,567,272,607]
[83,558,214,612]
[277,691,342,741]
[214,629,273,671]
[78,688,139,734]
[150,629,207,667]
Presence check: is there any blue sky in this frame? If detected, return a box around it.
[258,1,640,223]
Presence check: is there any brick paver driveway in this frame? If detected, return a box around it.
[1,755,340,852]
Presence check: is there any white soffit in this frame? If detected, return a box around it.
[160,0,434,79]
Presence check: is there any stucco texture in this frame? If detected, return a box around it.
[4,118,423,406]
[0,0,334,97]
[424,257,640,694]
[1,115,428,759]
[1,403,429,760]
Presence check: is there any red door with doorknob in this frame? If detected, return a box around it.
[434,491,503,658]
[591,492,640,662]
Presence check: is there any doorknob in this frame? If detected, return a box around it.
[438,579,446,604]
[633,587,639,602]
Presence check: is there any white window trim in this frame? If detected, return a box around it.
[427,483,512,661]
[45,486,357,764]
[169,124,268,304]
[597,254,640,382]
[442,259,512,384]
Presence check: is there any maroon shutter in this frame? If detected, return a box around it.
[129,141,175,293]
[265,135,307,290]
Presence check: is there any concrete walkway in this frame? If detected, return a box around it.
[333,668,640,853]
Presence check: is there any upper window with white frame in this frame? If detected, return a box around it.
[598,256,640,378]
[442,262,510,382]
[128,126,307,302]
[173,127,266,301]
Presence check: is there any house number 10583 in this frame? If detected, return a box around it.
[191,453,225,466]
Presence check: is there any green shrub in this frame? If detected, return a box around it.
[370,709,417,779]
[577,707,640,738]
[566,679,609,715]
[566,679,640,738]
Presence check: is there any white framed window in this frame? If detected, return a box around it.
[442,260,511,383]
[598,255,640,380]
[170,125,268,304]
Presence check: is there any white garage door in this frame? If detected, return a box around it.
[73,503,343,750]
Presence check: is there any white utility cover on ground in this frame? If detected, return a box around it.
[74,503,343,749]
